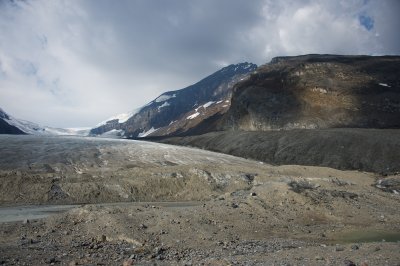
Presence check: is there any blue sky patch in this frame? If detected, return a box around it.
[359,14,374,31]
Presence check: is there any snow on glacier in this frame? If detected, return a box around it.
[99,129,124,139]
[2,112,89,136]
[138,127,159,138]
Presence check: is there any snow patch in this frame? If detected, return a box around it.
[138,127,158,138]
[194,101,215,112]
[155,93,176,103]
[96,107,142,127]
[379,83,391,87]
[99,129,124,139]
[187,112,200,120]
[244,63,253,69]
[158,101,170,110]
[202,101,215,108]
[239,75,251,81]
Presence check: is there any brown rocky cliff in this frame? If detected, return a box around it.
[221,55,400,131]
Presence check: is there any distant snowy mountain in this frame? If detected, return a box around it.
[91,62,257,138]
[0,107,90,136]
[95,107,143,128]
[0,108,26,134]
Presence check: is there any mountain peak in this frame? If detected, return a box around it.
[91,62,257,138]
[220,62,257,73]
[0,108,9,120]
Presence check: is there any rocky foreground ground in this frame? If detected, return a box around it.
[0,135,399,265]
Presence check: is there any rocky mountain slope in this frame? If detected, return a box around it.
[155,55,400,174]
[218,55,400,131]
[0,108,26,134]
[90,62,257,138]
[160,128,400,174]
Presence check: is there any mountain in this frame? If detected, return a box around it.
[0,108,26,134]
[0,107,90,136]
[157,55,400,174]
[90,62,257,138]
[216,55,400,131]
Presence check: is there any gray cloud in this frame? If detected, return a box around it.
[0,0,399,127]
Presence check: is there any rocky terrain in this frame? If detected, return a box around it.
[0,135,266,205]
[218,55,400,131]
[0,135,399,265]
[152,55,400,184]
[1,54,400,265]
[158,128,400,175]
[90,62,257,138]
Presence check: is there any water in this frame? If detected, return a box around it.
[0,205,78,223]
[334,230,400,243]
[0,201,201,223]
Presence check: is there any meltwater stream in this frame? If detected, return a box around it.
[0,202,202,223]
[0,205,78,223]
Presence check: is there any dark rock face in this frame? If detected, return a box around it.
[0,108,25,135]
[0,119,25,134]
[159,128,400,174]
[221,55,400,131]
[90,63,257,137]
[91,119,121,136]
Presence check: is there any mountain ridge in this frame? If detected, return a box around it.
[216,54,400,131]
[90,62,257,137]
[155,54,400,174]
[0,107,90,136]
[0,108,26,135]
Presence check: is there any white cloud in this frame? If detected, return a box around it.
[245,0,398,60]
[0,0,398,127]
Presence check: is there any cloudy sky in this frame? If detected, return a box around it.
[0,0,399,127]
